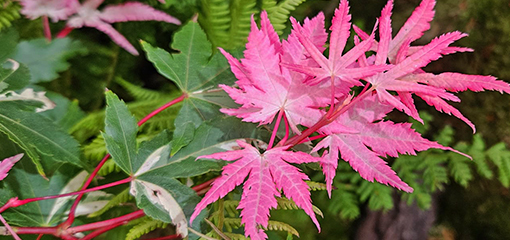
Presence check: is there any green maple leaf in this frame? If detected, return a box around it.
[141,21,237,155]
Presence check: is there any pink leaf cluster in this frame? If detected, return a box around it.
[19,0,180,55]
[0,154,23,181]
[194,0,510,238]
[191,140,321,239]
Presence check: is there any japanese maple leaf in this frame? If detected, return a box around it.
[66,0,180,55]
[190,140,321,240]
[283,0,387,95]
[20,0,78,22]
[0,154,23,181]
[219,12,330,133]
[315,95,465,195]
[356,0,510,130]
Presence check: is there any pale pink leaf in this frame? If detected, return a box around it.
[329,0,351,64]
[283,13,327,66]
[99,2,181,25]
[404,72,510,94]
[0,154,23,181]
[220,14,327,133]
[417,93,476,132]
[88,20,139,55]
[389,0,436,60]
[385,31,468,79]
[375,0,393,65]
[318,134,413,192]
[20,0,78,22]
[191,140,323,239]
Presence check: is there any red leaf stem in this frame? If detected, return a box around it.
[56,26,74,38]
[62,154,111,227]
[267,110,285,150]
[42,16,52,41]
[138,93,187,126]
[8,177,132,209]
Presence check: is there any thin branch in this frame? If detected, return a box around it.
[42,16,52,41]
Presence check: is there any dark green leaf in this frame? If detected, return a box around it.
[0,28,18,62]
[12,37,87,83]
[103,91,139,174]
[0,60,30,94]
[141,22,234,93]
[141,22,236,151]
[0,161,78,226]
[0,101,87,176]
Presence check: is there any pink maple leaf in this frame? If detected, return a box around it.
[352,0,510,131]
[219,12,330,134]
[283,0,388,94]
[190,140,321,240]
[315,95,467,195]
[65,0,180,55]
[0,154,23,181]
[20,0,78,22]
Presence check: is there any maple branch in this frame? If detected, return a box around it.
[281,86,375,148]
[42,16,52,41]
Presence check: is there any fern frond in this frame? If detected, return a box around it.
[228,0,256,48]
[329,186,360,220]
[265,220,299,237]
[223,232,249,240]
[125,217,168,240]
[420,153,449,191]
[402,183,432,209]
[115,77,168,101]
[223,217,242,232]
[223,200,240,217]
[487,143,510,187]
[357,181,393,211]
[88,188,132,217]
[0,0,21,32]
[306,181,328,191]
[199,0,230,48]
[82,135,108,162]
[448,152,473,188]
[468,134,494,179]
[276,197,323,218]
[97,158,123,176]
[223,218,299,237]
[263,0,306,34]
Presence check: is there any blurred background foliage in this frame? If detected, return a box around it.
[2,0,510,239]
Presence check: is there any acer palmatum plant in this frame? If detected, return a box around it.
[19,0,180,55]
[190,0,510,239]
[1,0,509,239]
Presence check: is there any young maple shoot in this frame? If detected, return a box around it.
[191,0,510,239]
